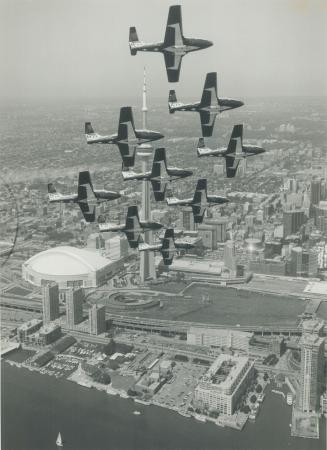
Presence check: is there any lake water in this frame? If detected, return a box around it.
[2,363,325,450]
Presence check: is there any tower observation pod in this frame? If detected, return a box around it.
[138,68,156,282]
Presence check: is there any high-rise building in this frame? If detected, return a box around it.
[181,207,195,231]
[138,68,156,283]
[89,304,106,335]
[224,240,236,273]
[205,218,227,242]
[310,179,321,205]
[283,210,305,237]
[42,282,60,324]
[289,246,303,276]
[298,326,325,412]
[66,288,84,328]
[197,224,217,250]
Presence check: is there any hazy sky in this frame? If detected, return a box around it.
[1,0,327,100]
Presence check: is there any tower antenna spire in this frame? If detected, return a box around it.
[142,66,148,129]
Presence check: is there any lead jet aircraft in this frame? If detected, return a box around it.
[166,178,228,224]
[168,72,243,137]
[48,171,121,223]
[98,205,163,248]
[85,106,163,167]
[197,124,266,178]
[129,5,212,83]
[122,147,192,201]
[138,228,195,266]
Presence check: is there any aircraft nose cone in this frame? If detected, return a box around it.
[153,222,163,230]
[184,170,193,178]
[154,132,164,141]
[236,100,244,108]
[206,40,214,48]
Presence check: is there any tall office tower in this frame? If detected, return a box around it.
[66,288,84,329]
[89,304,106,335]
[205,218,227,242]
[42,282,60,324]
[283,209,305,237]
[298,329,325,412]
[310,179,321,205]
[138,68,156,282]
[290,246,303,276]
[224,240,237,273]
[181,207,195,231]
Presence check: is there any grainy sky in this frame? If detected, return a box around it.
[1,0,326,100]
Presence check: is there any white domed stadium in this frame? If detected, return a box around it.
[22,246,123,289]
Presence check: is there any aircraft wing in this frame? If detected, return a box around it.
[225,155,240,178]
[117,143,136,168]
[163,51,183,83]
[199,110,217,138]
[124,230,140,249]
[78,201,96,223]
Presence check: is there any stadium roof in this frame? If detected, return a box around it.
[24,246,112,276]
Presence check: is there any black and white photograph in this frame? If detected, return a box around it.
[1,0,326,449]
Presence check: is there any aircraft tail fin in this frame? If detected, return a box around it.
[129,27,139,55]
[168,90,178,113]
[48,183,57,194]
[161,228,175,266]
[151,180,167,202]
[85,122,95,135]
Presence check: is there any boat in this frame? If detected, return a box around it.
[286,393,293,406]
[56,432,63,447]
[133,410,141,416]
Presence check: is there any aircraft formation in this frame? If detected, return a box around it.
[48,5,266,267]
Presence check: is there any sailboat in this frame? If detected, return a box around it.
[56,432,63,447]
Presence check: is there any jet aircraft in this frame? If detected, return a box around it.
[85,106,163,167]
[166,178,228,224]
[129,5,212,83]
[98,205,163,248]
[168,72,243,137]
[138,228,195,266]
[48,171,121,223]
[122,147,192,201]
[197,124,265,177]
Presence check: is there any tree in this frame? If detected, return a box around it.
[250,395,257,404]
[243,405,251,414]
[256,384,263,394]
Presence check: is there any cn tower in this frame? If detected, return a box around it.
[138,68,156,282]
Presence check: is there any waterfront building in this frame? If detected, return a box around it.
[194,355,254,415]
[249,258,286,276]
[283,209,305,238]
[42,282,60,324]
[298,332,325,413]
[89,304,106,335]
[187,327,253,353]
[17,319,43,342]
[158,256,223,279]
[66,288,84,328]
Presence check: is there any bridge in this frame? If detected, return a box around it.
[108,313,305,336]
